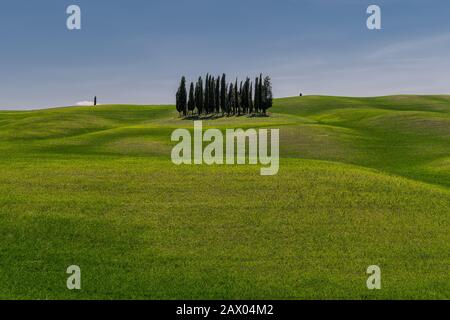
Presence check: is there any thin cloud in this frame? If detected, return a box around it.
[368,33,450,59]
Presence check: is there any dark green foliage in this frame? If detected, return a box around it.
[215,76,220,114]
[176,76,187,116]
[204,74,210,114]
[254,77,260,113]
[209,75,215,114]
[238,81,243,115]
[220,74,227,115]
[228,83,233,116]
[188,82,195,115]
[259,74,263,114]
[261,76,273,114]
[175,74,271,117]
[195,77,204,115]
[241,80,246,114]
[248,82,253,114]
[242,78,251,114]
[234,79,239,116]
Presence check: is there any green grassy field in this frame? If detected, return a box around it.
[0,95,449,299]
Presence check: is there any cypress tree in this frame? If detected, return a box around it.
[176,89,180,115]
[188,82,195,115]
[248,79,253,114]
[241,80,247,114]
[238,81,243,115]
[258,74,263,114]
[215,76,220,114]
[195,76,204,115]
[228,83,234,116]
[209,75,213,114]
[234,79,239,116]
[244,78,250,114]
[208,74,213,114]
[204,74,209,114]
[220,74,226,115]
[254,77,260,113]
[176,76,187,116]
[262,76,273,115]
[181,76,188,116]
[194,82,199,115]
[200,77,204,114]
[209,75,215,114]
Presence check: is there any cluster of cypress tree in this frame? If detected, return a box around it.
[176,74,272,117]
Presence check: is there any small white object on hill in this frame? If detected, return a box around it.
[76,101,95,106]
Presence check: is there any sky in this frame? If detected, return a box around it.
[0,0,450,109]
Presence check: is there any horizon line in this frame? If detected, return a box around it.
[1,93,450,112]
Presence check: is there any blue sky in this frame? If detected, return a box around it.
[0,0,450,109]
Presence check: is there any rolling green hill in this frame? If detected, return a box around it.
[0,96,449,299]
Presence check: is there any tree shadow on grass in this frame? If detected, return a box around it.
[181,114,226,121]
[247,113,270,118]
[180,113,270,121]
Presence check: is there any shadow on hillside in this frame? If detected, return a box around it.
[247,113,270,118]
[181,114,225,121]
[180,113,270,120]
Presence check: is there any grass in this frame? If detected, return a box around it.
[0,96,449,299]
